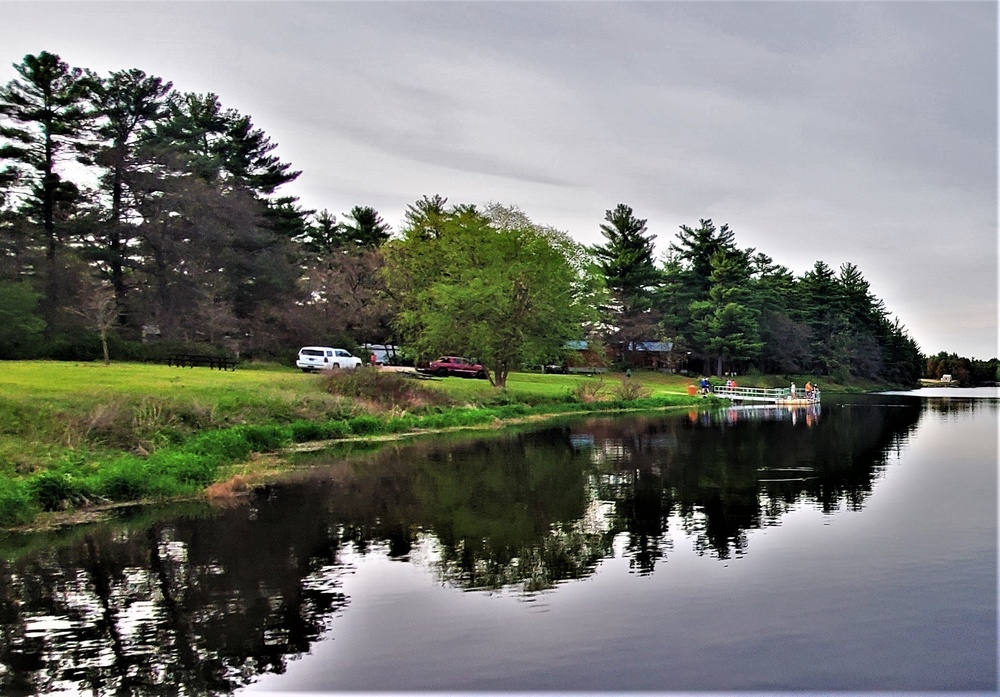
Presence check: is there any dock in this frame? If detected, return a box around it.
[711,385,820,405]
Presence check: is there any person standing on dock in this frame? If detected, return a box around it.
[804,381,812,398]
[790,382,796,398]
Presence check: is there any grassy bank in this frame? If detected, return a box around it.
[0,361,718,529]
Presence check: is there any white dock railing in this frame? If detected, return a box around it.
[711,385,820,403]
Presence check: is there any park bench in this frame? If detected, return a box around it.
[166,353,239,371]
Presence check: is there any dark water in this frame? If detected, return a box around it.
[0,392,995,694]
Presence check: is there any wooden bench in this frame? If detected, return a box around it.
[166,353,239,371]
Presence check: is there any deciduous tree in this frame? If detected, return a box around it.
[385,201,582,388]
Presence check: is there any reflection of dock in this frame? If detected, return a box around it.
[691,402,822,427]
[712,385,820,405]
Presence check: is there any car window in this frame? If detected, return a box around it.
[336,350,350,357]
[301,349,323,357]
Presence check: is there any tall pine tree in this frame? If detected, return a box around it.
[592,203,660,365]
[0,51,91,298]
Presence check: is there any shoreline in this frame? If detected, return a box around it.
[4,398,715,535]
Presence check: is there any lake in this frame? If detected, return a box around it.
[0,390,995,694]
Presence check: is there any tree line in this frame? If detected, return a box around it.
[0,51,392,361]
[0,51,939,385]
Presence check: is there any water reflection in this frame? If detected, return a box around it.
[0,395,929,694]
[0,502,352,695]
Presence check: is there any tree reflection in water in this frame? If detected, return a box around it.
[0,395,924,694]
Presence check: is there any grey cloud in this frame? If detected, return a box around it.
[3,1,995,357]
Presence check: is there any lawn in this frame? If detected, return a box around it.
[419,369,697,402]
[0,361,702,475]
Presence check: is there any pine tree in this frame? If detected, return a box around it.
[88,68,173,321]
[689,248,762,375]
[0,51,91,264]
[668,219,737,295]
[592,204,660,365]
[339,206,390,248]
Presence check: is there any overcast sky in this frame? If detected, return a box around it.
[5,1,997,359]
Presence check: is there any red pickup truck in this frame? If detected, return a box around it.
[418,356,487,379]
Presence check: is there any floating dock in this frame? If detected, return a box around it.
[711,385,820,405]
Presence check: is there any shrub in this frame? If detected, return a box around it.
[289,420,326,442]
[385,415,418,432]
[0,479,37,526]
[149,451,217,488]
[239,424,291,452]
[97,457,152,501]
[573,376,607,403]
[185,430,254,462]
[347,415,383,435]
[324,370,453,411]
[28,471,91,512]
[320,421,350,439]
[610,377,652,402]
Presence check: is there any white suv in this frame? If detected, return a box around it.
[296,346,363,372]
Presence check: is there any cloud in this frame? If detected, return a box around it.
[2,1,996,357]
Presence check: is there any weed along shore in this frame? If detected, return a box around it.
[0,361,735,531]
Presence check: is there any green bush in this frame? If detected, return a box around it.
[385,415,418,432]
[289,420,326,442]
[289,419,351,441]
[28,471,91,512]
[239,424,291,452]
[347,415,383,435]
[149,451,217,488]
[0,479,38,526]
[184,429,254,462]
[95,457,152,501]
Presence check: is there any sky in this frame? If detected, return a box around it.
[4,1,997,359]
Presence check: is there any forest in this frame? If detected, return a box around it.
[0,51,939,385]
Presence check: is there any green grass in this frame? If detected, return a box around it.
[417,369,698,403]
[5,359,873,528]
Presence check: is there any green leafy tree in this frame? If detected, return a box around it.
[484,202,609,342]
[385,201,582,388]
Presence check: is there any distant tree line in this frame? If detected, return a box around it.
[591,208,926,384]
[0,50,962,386]
[924,352,999,386]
